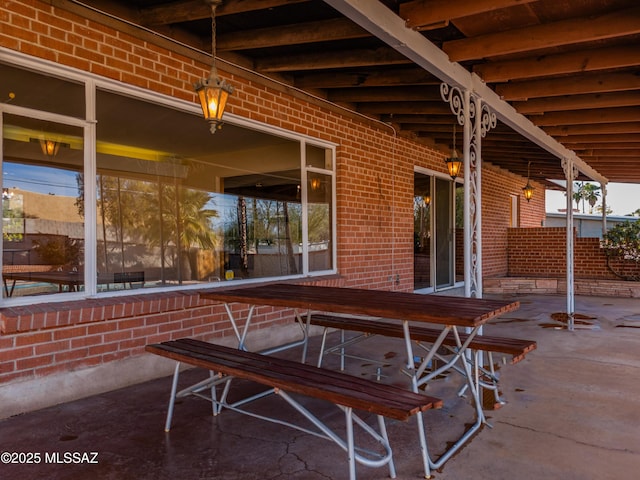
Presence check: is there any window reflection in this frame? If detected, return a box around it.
[0,61,335,300]
[2,114,84,297]
[95,89,333,287]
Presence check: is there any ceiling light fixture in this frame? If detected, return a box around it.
[194,0,234,134]
[445,124,462,180]
[522,161,535,202]
[40,139,60,157]
[29,137,69,158]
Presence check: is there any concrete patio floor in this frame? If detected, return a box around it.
[1,293,639,480]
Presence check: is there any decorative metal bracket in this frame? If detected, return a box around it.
[440,83,496,298]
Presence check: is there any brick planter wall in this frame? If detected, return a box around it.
[507,227,640,280]
[485,227,640,297]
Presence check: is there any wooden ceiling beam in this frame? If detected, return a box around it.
[577,149,639,157]
[474,44,640,83]
[357,102,452,115]
[562,132,640,142]
[512,91,640,114]
[217,18,370,51]
[572,145,640,153]
[442,6,640,62]
[399,0,536,31]
[327,86,442,102]
[531,107,640,126]
[293,68,439,88]
[256,47,411,72]
[543,122,640,136]
[496,71,640,100]
[139,0,309,26]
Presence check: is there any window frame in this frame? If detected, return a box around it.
[0,50,337,306]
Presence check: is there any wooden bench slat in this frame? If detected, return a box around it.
[309,314,536,364]
[146,338,441,421]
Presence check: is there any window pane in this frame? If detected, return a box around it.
[0,62,85,118]
[96,89,303,286]
[2,114,84,298]
[414,172,431,289]
[306,144,332,170]
[307,171,332,272]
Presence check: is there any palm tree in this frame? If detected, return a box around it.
[582,183,601,214]
[150,183,218,282]
[572,182,601,213]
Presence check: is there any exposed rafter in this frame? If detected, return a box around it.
[55,0,639,183]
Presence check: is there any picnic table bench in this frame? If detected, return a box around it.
[309,313,536,407]
[146,338,442,480]
[310,313,537,365]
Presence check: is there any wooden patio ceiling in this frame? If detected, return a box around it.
[63,0,640,187]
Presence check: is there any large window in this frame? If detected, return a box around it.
[1,60,335,301]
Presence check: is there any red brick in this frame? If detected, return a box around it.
[17,354,54,371]
[15,331,53,347]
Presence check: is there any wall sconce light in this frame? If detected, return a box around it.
[445,124,462,180]
[423,194,431,206]
[195,0,234,134]
[522,161,535,202]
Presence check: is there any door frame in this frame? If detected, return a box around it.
[414,167,463,293]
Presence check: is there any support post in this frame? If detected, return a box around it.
[440,83,495,300]
[601,183,608,237]
[562,158,578,331]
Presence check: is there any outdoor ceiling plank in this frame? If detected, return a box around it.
[294,68,439,88]
[570,143,640,150]
[139,0,309,26]
[324,0,609,184]
[357,102,451,115]
[474,44,640,83]
[513,91,640,114]
[383,115,454,124]
[532,107,640,126]
[217,18,370,51]
[562,134,640,144]
[399,0,537,31]
[544,122,640,136]
[442,6,640,62]
[496,72,640,100]
[256,47,411,72]
[577,149,638,157]
[327,86,442,102]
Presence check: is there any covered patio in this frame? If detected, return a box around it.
[1,1,639,478]
[1,292,639,479]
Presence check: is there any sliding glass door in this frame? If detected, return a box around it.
[414,171,458,291]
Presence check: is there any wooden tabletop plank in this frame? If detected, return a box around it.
[200,283,519,327]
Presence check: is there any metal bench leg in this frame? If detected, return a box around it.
[339,328,346,371]
[345,407,356,480]
[164,362,181,432]
[415,410,432,479]
[317,327,330,367]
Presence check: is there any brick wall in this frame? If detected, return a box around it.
[507,227,640,280]
[481,163,545,278]
[0,0,545,410]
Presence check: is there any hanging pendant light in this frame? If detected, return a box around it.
[40,139,60,157]
[194,0,234,134]
[522,161,535,202]
[445,124,462,180]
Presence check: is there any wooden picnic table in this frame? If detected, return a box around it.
[199,282,521,476]
[200,282,518,327]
